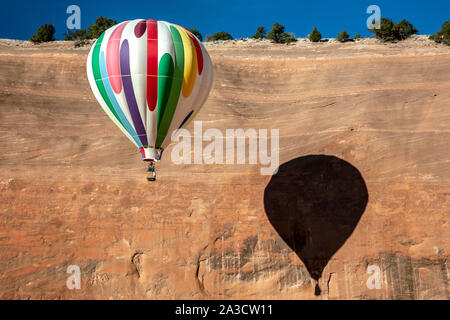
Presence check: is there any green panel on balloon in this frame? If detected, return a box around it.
[156,26,184,148]
[156,53,174,128]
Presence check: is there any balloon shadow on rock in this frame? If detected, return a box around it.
[264,155,368,295]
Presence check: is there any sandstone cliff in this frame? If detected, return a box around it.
[0,37,448,299]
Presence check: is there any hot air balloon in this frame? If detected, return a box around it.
[86,19,214,180]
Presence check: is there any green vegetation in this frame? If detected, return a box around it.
[370,18,395,41]
[207,31,233,41]
[393,19,418,40]
[251,26,266,39]
[429,20,450,45]
[63,28,92,47]
[267,23,284,42]
[90,17,117,38]
[63,28,91,41]
[369,18,417,41]
[309,27,321,42]
[64,16,117,42]
[186,28,202,42]
[33,16,428,46]
[266,23,297,44]
[284,33,297,44]
[30,24,55,43]
[337,30,350,42]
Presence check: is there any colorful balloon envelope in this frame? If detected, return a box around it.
[86,19,214,162]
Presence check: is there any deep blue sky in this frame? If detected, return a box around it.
[1,0,449,40]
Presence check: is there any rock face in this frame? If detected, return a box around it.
[0,38,449,299]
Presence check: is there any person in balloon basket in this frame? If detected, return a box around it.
[147,162,156,181]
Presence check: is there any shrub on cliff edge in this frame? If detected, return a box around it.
[430,21,450,45]
[309,27,321,42]
[30,24,55,43]
[267,23,297,44]
[207,31,233,41]
[337,30,350,42]
[370,18,418,41]
[251,26,266,39]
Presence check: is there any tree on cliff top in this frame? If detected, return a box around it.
[63,29,91,41]
[309,27,321,42]
[89,17,117,39]
[267,23,297,44]
[393,19,418,40]
[337,30,350,42]
[64,16,117,42]
[369,18,418,41]
[30,24,55,43]
[429,20,450,45]
[207,31,233,41]
[251,26,266,39]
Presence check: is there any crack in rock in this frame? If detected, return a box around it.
[195,244,210,296]
[131,251,144,279]
[327,272,335,295]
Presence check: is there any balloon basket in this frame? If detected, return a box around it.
[146,162,156,181]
